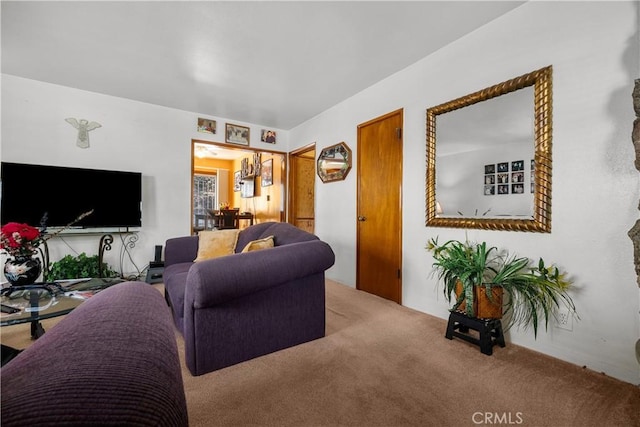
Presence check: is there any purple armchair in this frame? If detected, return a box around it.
[164,222,335,376]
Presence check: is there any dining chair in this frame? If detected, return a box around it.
[218,209,240,229]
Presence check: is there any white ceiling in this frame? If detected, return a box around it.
[194,142,247,160]
[1,1,525,131]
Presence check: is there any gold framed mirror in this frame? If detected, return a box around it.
[317,142,352,183]
[426,65,553,232]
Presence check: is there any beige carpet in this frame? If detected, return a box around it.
[179,280,640,427]
[3,280,639,426]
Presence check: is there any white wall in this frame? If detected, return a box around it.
[0,76,288,278]
[290,2,640,384]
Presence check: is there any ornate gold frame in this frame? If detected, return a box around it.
[426,65,553,232]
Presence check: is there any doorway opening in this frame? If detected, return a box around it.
[191,139,287,235]
[288,143,316,233]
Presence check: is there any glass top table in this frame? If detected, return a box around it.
[1,278,124,338]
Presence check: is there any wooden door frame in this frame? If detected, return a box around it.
[288,142,316,225]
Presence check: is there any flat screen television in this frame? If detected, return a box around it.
[1,162,142,229]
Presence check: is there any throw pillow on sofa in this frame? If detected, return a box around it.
[194,229,241,261]
[241,235,275,253]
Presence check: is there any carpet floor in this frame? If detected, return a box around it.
[2,280,639,426]
[179,280,640,427]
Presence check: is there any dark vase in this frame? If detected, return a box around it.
[4,256,42,287]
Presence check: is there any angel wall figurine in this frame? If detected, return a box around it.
[65,118,101,148]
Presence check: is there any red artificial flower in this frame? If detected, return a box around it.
[0,222,42,257]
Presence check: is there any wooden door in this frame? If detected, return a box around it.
[289,144,316,233]
[357,109,403,303]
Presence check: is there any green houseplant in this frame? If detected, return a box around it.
[44,252,119,282]
[426,237,577,337]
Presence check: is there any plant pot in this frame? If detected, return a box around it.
[476,285,503,319]
[455,281,470,313]
[454,281,503,319]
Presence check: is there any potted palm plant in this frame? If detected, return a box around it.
[426,237,577,337]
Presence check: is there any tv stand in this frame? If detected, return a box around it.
[40,231,139,278]
[98,234,114,277]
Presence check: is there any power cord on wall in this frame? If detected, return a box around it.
[117,232,143,281]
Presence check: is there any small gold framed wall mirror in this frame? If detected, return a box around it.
[317,142,352,183]
[426,65,553,232]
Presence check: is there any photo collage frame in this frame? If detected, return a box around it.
[484,159,534,196]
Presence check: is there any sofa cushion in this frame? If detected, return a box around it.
[235,222,319,252]
[163,263,192,332]
[194,229,240,261]
[234,222,277,251]
[241,235,274,253]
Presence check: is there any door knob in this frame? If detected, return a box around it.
[357,216,366,221]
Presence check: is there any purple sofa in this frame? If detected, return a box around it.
[0,282,188,426]
[164,222,335,376]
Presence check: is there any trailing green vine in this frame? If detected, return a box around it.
[44,252,119,281]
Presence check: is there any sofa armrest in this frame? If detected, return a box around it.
[185,240,335,308]
[165,235,199,266]
[0,282,188,427]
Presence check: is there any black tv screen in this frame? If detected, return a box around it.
[1,162,142,229]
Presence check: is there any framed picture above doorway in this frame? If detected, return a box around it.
[197,118,216,134]
[226,123,250,146]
